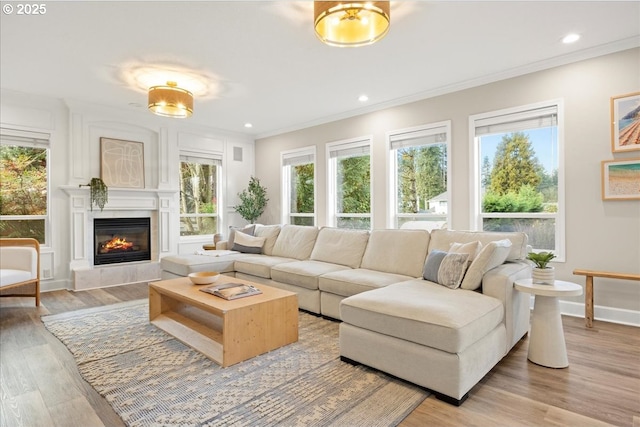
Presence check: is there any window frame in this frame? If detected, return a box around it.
[387,121,452,229]
[0,128,51,246]
[280,146,316,226]
[326,136,373,230]
[469,99,566,260]
[178,151,222,240]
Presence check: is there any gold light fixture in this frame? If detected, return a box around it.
[148,81,193,118]
[314,1,390,47]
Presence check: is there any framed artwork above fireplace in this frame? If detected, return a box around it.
[100,137,145,188]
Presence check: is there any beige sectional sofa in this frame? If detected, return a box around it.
[160,224,532,405]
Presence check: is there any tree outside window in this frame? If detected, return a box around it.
[473,102,563,255]
[282,148,315,226]
[0,144,48,243]
[290,163,314,225]
[327,139,371,230]
[179,156,219,236]
[390,123,450,229]
[336,154,370,229]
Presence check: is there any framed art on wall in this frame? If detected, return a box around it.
[610,92,640,153]
[601,158,640,200]
[100,137,145,189]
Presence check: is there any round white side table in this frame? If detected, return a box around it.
[514,279,583,368]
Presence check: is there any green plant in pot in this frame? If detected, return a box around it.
[234,176,268,224]
[527,251,556,284]
[80,177,109,211]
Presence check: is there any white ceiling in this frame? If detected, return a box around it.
[1,1,639,138]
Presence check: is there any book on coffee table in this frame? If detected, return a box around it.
[200,282,262,300]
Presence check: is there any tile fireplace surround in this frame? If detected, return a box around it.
[62,186,176,290]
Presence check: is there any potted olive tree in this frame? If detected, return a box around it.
[526,251,556,284]
[234,176,268,224]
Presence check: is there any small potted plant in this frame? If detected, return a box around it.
[527,251,556,284]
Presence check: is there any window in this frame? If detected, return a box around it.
[470,100,564,258]
[179,153,221,237]
[327,137,371,230]
[281,147,316,226]
[388,121,451,229]
[0,129,50,244]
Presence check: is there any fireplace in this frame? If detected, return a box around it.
[94,217,151,265]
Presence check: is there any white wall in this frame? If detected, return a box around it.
[1,90,255,291]
[255,48,640,323]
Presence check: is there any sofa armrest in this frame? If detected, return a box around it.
[482,261,531,354]
[216,240,229,250]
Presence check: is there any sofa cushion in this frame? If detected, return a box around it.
[310,227,369,269]
[360,229,430,278]
[319,268,414,298]
[234,255,296,279]
[254,224,281,255]
[271,260,351,291]
[460,239,513,290]
[429,229,527,261]
[340,279,504,354]
[422,250,470,289]
[271,225,319,260]
[231,231,265,254]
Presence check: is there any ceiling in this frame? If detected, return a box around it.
[1,1,639,138]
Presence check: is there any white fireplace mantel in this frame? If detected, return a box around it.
[61,185,178,290]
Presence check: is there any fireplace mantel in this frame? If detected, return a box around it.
[61,185,178,290]
[61,186,177,211]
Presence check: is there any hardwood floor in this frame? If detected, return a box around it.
[1,283,639,427]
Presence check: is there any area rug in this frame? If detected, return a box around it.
[42,300,428,427]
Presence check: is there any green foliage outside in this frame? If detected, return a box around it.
[397,145,446,213]
[481,132,559,250]
[337,156,370,214]
[291,163,314,214]
[483,184,543,212]
[180,161,217,236]
[482,132,557,213]
[235,176,268,224]
[0,145,47,242]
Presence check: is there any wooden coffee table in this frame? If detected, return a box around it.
[148,277,298,367]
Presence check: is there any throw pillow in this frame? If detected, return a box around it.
[460,239,512,291]
[227,224,256,249]
[231,230,265,254]
[449,241,483,263]
[422,250,470,289]
[254,225,281,256]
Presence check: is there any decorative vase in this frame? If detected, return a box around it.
[532,266,555,285]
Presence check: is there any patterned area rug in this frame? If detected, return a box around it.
[42,300,428,427]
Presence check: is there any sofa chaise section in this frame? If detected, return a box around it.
[318,228,430,319]
[340,279,507,404]
[338,230,532,404]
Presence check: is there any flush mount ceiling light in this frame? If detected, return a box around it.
[148,81,193,118]
[314,1,390,47]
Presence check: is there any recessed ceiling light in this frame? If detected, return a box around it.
[244,123,253,128]
[358,95,369,102]
[562,33,580,44]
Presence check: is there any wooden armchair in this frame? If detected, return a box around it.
[0,238,41,306]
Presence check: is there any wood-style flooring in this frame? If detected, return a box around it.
[1,283,639,427]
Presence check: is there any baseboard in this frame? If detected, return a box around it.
[41,279,70,292]
[526,295,640,327]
